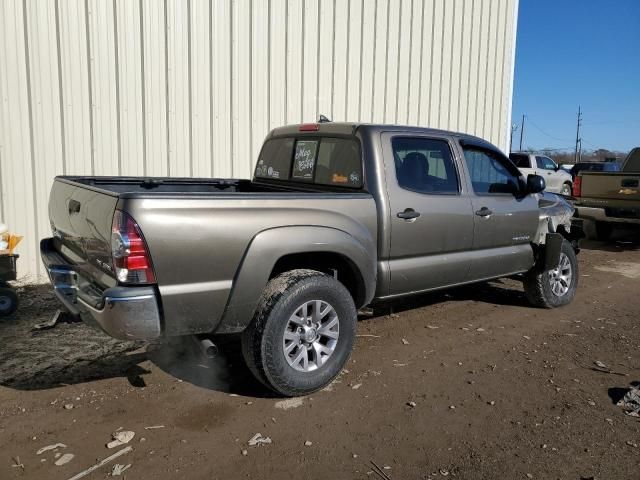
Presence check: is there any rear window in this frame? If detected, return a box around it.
[255,137,363,188]
[509,153,530,168]
[255,138,295,180]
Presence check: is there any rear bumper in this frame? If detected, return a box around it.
[574,206,640,224]
[40,238,162,341]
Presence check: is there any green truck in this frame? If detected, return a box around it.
[573,148,640,239]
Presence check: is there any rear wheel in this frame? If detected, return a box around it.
[524,240,578,308]
[0,287,18,317]
[241,269,357,397]
[560,182,572,196]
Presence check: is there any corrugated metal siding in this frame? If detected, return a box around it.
[0,0,519,278]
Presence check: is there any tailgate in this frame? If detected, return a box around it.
[48,178,119,289]
[581,172,640,203]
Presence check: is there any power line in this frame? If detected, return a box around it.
[534,146,576,151]
[581,138,599,149]
[580,138,620,152]
[525,116,574,143]
[516,112,625,153]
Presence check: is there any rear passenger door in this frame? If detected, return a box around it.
[461,145,539,280]
[382,133,475,296]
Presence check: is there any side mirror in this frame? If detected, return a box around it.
[527,174,546,194]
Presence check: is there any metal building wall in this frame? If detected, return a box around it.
[0,0,519,278]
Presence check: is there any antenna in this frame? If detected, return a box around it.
[318,115,332,123]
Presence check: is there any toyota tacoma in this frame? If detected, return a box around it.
[41,122,582,396]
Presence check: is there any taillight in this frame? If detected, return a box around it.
[111,210,156,284]
[573,176,582,197]
[299,123,320,131]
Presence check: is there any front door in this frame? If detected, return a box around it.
[460,145,540,280]
[382,133,475,296]
[536,156,561,192]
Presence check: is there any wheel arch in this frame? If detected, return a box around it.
[216,226,376,333]
[270,251,367,308]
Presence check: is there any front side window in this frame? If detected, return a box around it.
[463,147,520,195]
[392,137,459,194]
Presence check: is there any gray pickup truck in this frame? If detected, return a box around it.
[41,122,582,396]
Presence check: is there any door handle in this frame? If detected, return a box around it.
[397,208,421,220]
[475,207,492,217]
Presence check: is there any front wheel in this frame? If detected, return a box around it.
[241,269,357,397]
[560,182,572,196]
[523,240,578,308]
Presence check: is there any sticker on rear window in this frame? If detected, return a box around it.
[332,173,348,184]
[292,140,319,180]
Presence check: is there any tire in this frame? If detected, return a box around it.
[560,182,572,196]
[0,286,18,316]
[241,269,357,397]
[594,221,613,241]
[524,240,578,308]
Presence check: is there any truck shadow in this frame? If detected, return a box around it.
[147,336,274,398]
[579,225,640,253]
[0,284,268,396]
[365,278,531,319]
[0,279,530,397]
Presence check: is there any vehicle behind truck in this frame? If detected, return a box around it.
[509,152,574,196]
[42,122,582,397]
[573,148,640,239]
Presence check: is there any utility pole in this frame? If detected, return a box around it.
[574,106,582,164]
[519,114,525,151]
[578,138,582,163]
[510,123,518,152]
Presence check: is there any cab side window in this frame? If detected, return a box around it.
[392,137,459,194]
[463,147,520,195]
[536,156,557,170]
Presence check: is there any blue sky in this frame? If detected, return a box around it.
[511,0,640,153]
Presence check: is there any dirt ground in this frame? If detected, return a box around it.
[1,229,639,480]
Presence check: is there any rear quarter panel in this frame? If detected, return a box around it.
[120,194,377,335]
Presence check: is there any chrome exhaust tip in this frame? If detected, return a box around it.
[195,336,218,359]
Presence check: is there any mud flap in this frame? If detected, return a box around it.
[544,233,564,269]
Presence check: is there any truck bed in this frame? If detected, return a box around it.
[62,176,354,197]
[579,171,640,203]
[574,150,640,225]
[46,175,377,337]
